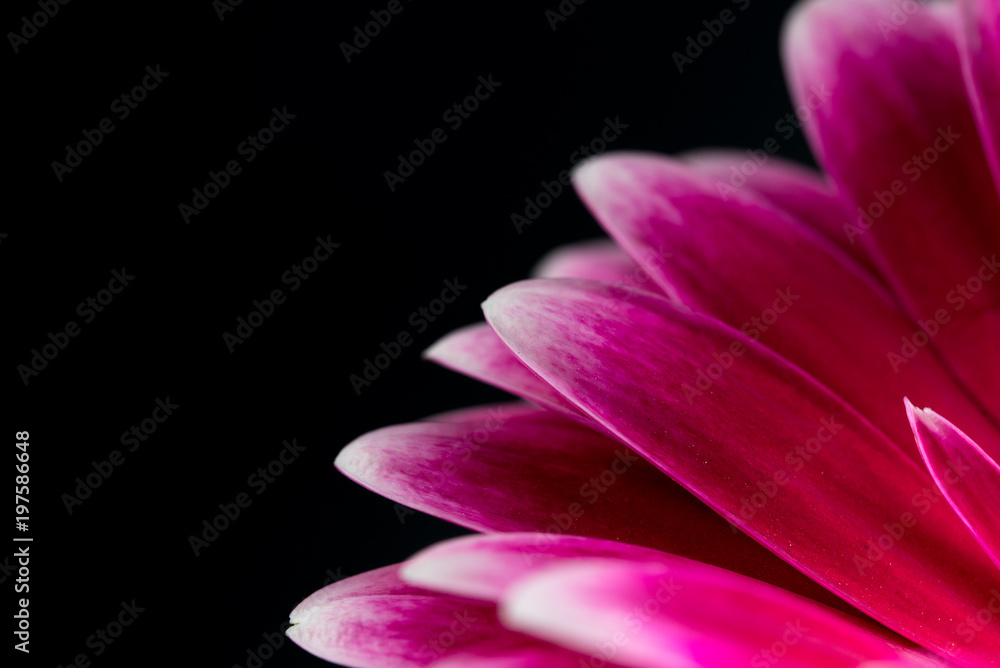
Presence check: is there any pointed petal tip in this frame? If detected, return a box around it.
[422,322,474,362]
[333,435,368,481]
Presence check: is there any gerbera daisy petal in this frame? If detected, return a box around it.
[531,239,670,298]
[427,636,626,668]
[286,564,498,667]
[958,0,1000,196]
[401,533,679,602]
[682,149,881,278]
[335,405,851,611]
[423,323,588,422]
[907,398,1000,572]
[572,153,1000,462]
[498,559,914,668]
[483,278,1000,663]
[783,0,1000,424]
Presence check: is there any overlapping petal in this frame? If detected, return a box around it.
[286,565,498,667]
[402,533,680,602]
[428,637,624,668]
[783,0,1000,423]
[908,399,1000,572]
[959,0,1000,195]
[682,149,881,277]
[499,558,917,668]
[483,278,1000,664]
[423,326,586,421]
[336,405,851,610]
[573,152,1000,462]
[531,239,661,291]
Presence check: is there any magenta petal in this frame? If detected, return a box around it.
[573,152,1000,462]
[499,558,911,668]
[959,0,1000,195]
[683,149,881,278]
[402,533,677,602]
[531,239,669,297]
[483,278,1000,664]
[287,564,498,667]
[908,399,1000,572]
[428,637,622,668]
[783,0,1000,422]
[423,324,587,422]
[337,405,851,611]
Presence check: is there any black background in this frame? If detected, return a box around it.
[7,1,808,666]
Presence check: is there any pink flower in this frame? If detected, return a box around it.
[287,0,1000,665]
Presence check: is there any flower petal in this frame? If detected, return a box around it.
[428,637,619,668]
[482,278,1000,664]
[573,152,1000,462]
[682,149,882,278]
[337,405,851,611]
[959,0,1000,196]
[499,558,912,668]
[287,564,498,667]
[783,0,1000,422]
[907,398,1000,572]
[530,239,658,290]
[423,323,587,422]
[402,533,678,602]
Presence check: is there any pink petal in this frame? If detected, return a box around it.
[959,0,1000,196]
[428,637,622,668]
[402,533,679,602]
[424,401,542,425]
[482,278,1000,664]
[907,398,1000,572]
[499,558,912,668]
[287,564,498,667]
[337,405,852,611]
[573,153,1000,462]
[423,323,587,422]
[530,238,664,293]
[683,149,882,278]
[783,0,1000,423]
